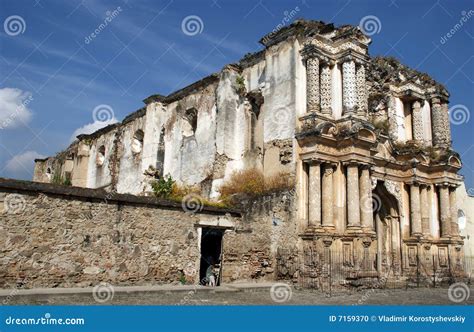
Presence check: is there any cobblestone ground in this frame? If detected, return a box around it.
[3,287,473,305]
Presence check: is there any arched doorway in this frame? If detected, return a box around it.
[373,182,402,278]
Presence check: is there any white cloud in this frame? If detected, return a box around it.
[5,150,46,174]
[70,118,118,142]
[0,88,33,129]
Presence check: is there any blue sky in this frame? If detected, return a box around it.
[0,0,473,192]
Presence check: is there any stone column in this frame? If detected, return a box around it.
[308,162,321,227]
[320,64,332,116]
[431,97,449,147]
[321,164,335,228]
[420,184,430,237]
[410,183,422,236]
[342,59,357,115]
[449,187,459,237]
[441,103,452,146]
[438,184,451,238]
[356,64,367,117]
[412,100,424,143]
[346,163,361,228]
[306,57,320,113]
[359,165,373,230]
[388,96,399,142]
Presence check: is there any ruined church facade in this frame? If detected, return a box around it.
[33,20,464,286]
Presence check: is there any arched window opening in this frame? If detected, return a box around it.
[183,108,198,136]
[132,129,144,154]
[156,127,165,177]
[96,145,106,166]
[245,92,264,151]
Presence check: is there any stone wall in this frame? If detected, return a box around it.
[221,191,299,283]
[0,178,240,289]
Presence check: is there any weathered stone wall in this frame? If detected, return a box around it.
[0,179,239,289]
[221,191,299,283]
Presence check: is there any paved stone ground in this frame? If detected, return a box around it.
[1,286,472,305]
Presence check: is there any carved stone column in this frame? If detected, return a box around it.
[306,57,320,113]
[308,161,321,227]
[342,60,357,115]
[438,184,451,238]
[431,97,449,147]
[359,165,373,230]
[412,100,424,143]
[449,186,459,237]
[388,96,399,141]
[356,64,367,117]
[346,163,361,228]
[441,103,452,146]
[321,164,335,228]
[410,183,422,236]
[320,64,332,116]
[420,184,430,237]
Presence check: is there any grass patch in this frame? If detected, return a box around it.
[151,175,232,209]
[219,168,294,205]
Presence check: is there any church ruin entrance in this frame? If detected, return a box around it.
[199,228,224,286]
[373,182,401,278]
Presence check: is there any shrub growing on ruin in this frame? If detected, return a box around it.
[219,168,295,204]
[265,171,295,193]
[151,175,230,209]
[170,183,200,199]
[235,75,246,95]
[51,171,72,186]
[151,174,175,198]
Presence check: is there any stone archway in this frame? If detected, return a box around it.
[373,182,402,278]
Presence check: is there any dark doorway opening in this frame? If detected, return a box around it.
[199,228,224,286]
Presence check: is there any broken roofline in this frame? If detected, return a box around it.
[78,19,447,141]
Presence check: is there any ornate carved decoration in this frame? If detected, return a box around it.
[306,57,320,112]
[342,60,357,113]
[356,64,367,115]
[384,180,403,217]
[362,237,372,248]
[412,101,424,143]
[320,65,332,115]
[322,237,333,247]
[371,177,378,190]
[311,39,366,55]
[431,98,451,147]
